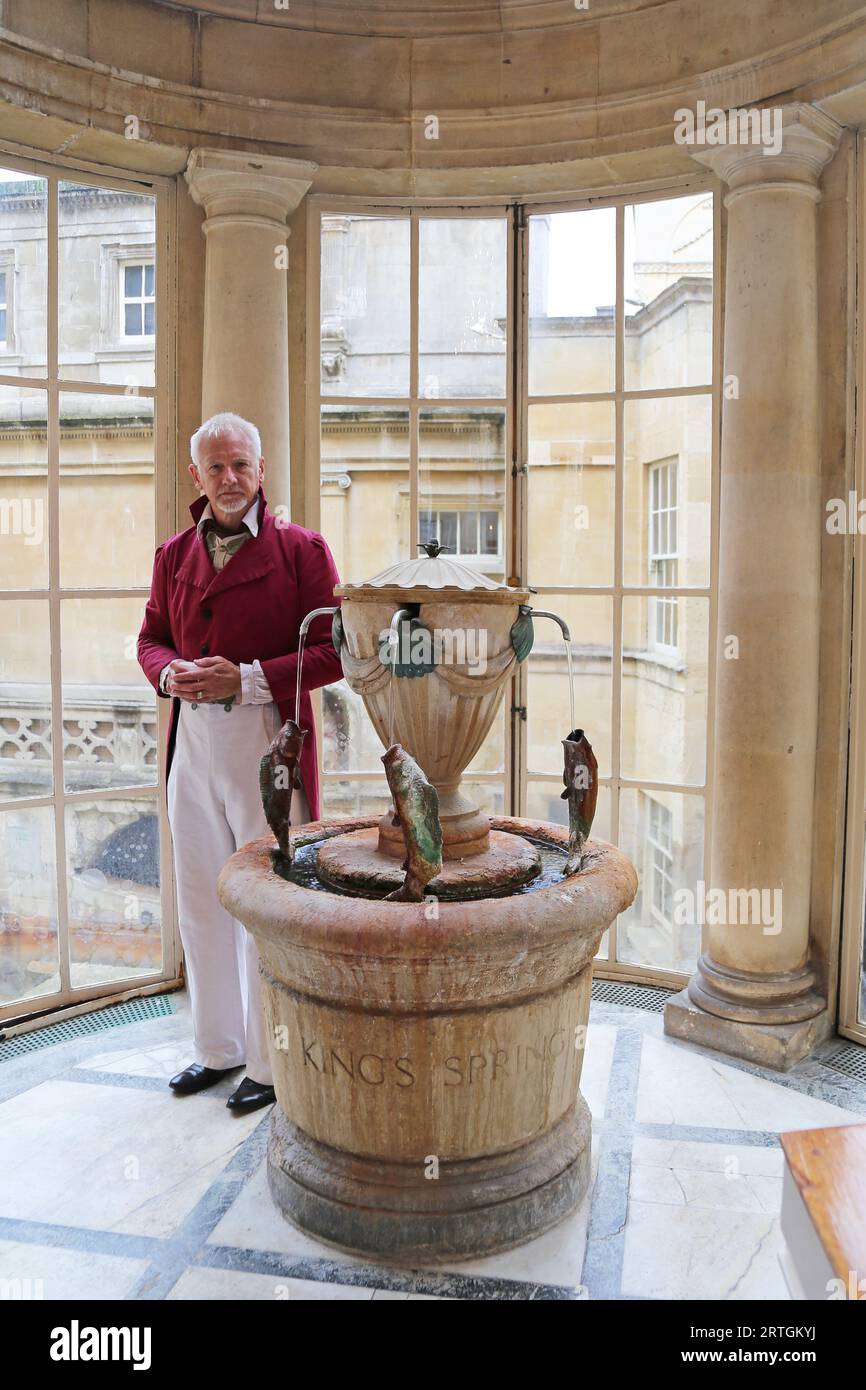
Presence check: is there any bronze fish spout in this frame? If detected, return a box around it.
[561,728,598,875]
[260,719,308,870]
[381,743,443,902]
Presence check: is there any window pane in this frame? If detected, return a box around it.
[66,795,162,989]
[59,180,156,389]
[480,511,498,556]
[528,401,615,588]
[61,598,157,793]
[0,168,48,376]
[459,511,478,555]
[624,394,711,589]
[529,207,616,397]
[144,264,155,297]
[143,301,155,336]
[322,681,388,779]
[527,594,613,779]
[467,699,505,778]
[0,385,49,589]
[624,194,713,392]
[438,510,458,553]
[617,788,704,974]
[526,781,611,844]
[0,598,51,800]
[621,595,708,785]
[0,805,59,1006]
[320,405,408,580]
[321,779,391,819]
[419,407,506,580]
[59,393,155,588]
[321,215,409,398]
[419,218,506,399]
[461,780,504,816]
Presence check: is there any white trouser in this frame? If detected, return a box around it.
[167,699,310,1085]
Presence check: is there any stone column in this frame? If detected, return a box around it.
[184,149,318,509]
[665,104,842,1070]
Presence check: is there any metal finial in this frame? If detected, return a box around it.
[417,539,451,558]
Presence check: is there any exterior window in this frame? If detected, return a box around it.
[122,262,155,338]
[649,460,678,651]
[420,508,500,559]
[0,164,173,1023]
[314,191,716,983]
[647,797,674,928]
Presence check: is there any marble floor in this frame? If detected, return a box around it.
[1,990,864,1302]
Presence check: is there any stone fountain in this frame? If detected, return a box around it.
[218,542,637,1263]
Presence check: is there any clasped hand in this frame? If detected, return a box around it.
[167,656,241,703]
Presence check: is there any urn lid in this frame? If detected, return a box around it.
[334,539,529,601]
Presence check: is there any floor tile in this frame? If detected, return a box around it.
[630,1137,784,1214]
[75,1040,197,1081]
[636,1035,860,1132]
[0,1079,261,1238]
[580,1023,617,1120]
[0,1238,149,1300]
[621,1202,790,1300]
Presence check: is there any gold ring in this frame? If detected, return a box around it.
[197,690,203,700]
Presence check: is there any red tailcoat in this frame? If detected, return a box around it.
[137,489,343,821]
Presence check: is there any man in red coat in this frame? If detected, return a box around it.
[138,412,343,1114]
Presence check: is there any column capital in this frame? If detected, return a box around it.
[184,148,318,235]
[689,103,843,205]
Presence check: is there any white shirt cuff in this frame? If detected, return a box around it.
[158,663,171,695]
[240,660,275,705]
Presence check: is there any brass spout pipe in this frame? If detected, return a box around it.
[295,606,340,725]
[528,608,575,734]
[386,608,414,744]
[528,608,571,642]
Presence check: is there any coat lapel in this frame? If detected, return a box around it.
[176,490,275,597]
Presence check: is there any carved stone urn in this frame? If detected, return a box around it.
[217,544,638,1261]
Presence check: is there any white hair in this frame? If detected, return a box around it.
[190,411,262,468]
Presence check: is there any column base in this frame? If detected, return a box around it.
[664,988,834,1071]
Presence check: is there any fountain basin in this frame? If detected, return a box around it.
[217,815,637,1263]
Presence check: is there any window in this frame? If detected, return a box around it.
[647,797,674,928]
[314,212,508,820]
[0,158,174,1022]
[311,191,717,985]
[122,261,155,338]
[649,459,678,651]
[420,507,500,559]
[0,269,6,347]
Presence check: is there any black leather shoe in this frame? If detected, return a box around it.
[169,1062,240,1095]
[226,1077,276,1114]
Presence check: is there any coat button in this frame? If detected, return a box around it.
[200,643,209,656]
[202,605,212,619]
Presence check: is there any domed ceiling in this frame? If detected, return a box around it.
[0,0,864,193]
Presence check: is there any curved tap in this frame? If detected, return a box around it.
[295,606,341,725]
